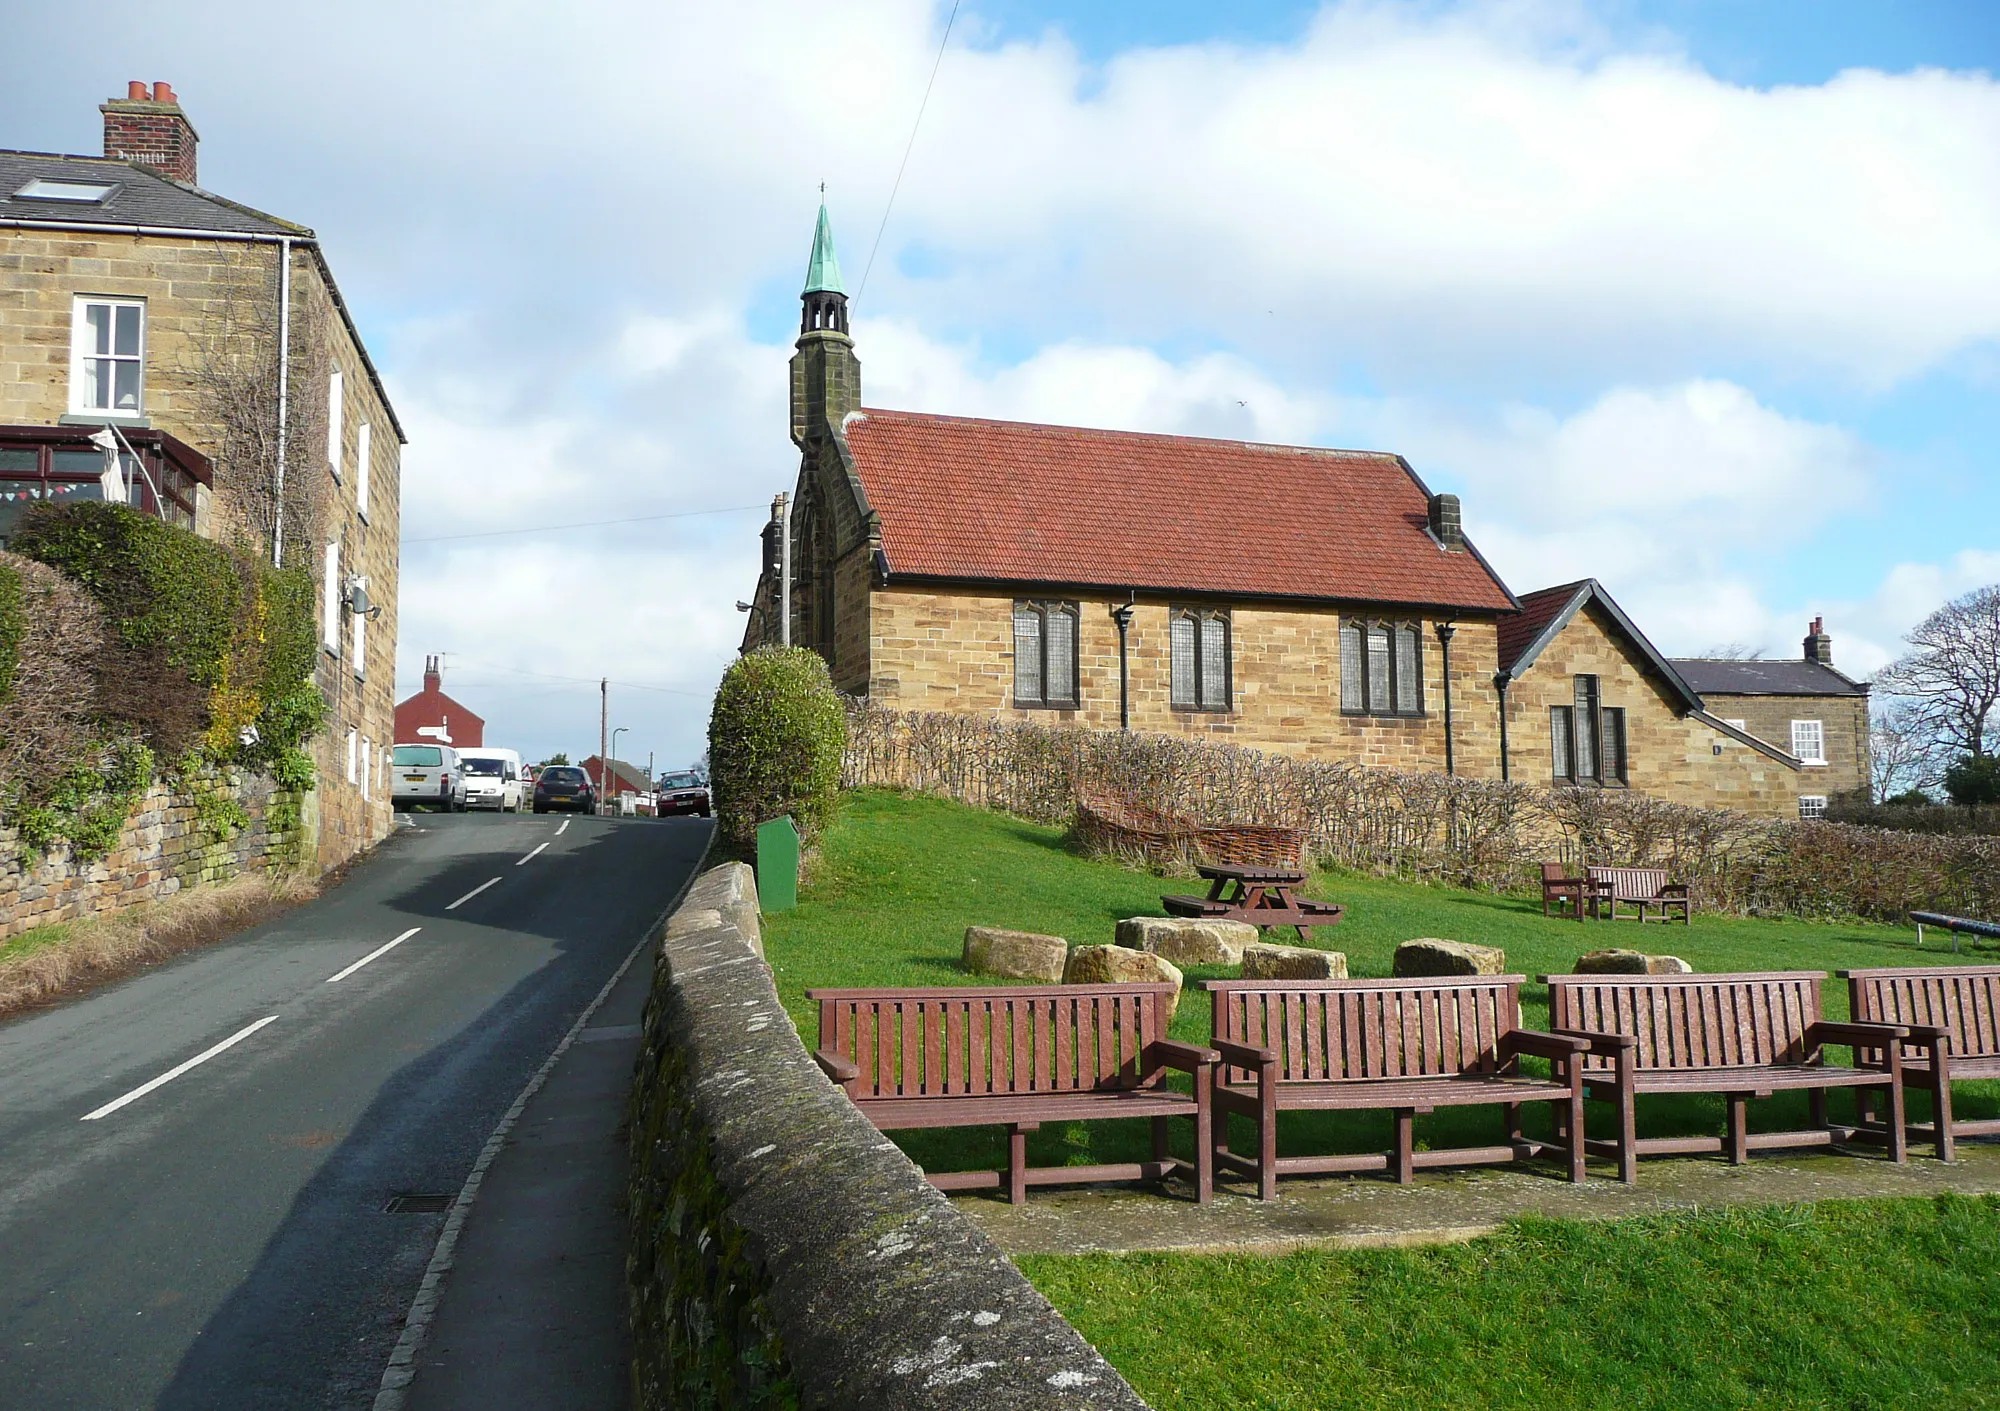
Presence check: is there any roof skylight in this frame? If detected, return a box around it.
[12,179,118,204]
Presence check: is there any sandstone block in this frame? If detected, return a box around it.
[1115,916,1257,967]
[1574,949,1693,975]
[962,926,1068,983]
[1241,942,1349,981]
[1062,945,1184,1023]
[1392,938,1506,978]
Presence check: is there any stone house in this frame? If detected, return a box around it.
[743,208,1837,820]
[0,82,403,868]
[1669,619,1872,813]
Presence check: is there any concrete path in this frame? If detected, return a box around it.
[958,1141,2000,1257]
[402,941,656,1411]
[0,811,708,1409]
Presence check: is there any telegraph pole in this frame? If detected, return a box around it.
[598,677,609,816]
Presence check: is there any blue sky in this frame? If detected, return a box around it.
[4,0,1996,769]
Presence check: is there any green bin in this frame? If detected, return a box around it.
[755,815,799,913]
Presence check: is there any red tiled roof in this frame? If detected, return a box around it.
[843,409,1517,612]
[1498,581,1590,675]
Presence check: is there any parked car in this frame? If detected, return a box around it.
[456,747,525,811]
[654,771,712,818]
[532,764,597,815]
[392,743,466,812]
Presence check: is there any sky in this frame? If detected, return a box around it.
[4,0,1997,772]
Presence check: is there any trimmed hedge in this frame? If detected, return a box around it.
[0,557,21,706]
[708,646,845,848]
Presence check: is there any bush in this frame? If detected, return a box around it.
[1945,755,2000,808]
[0,557,21,704]
[708,647,846,847]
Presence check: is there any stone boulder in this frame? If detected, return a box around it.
[1115,916,1258,967]
[962,927,1068,983]
[1063,945,1185,1023]
[1241,942,1349,981]
[1391,938,1506,978]
[1574,948,1693,976]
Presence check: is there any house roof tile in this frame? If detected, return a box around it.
[1670,658,1868,697]
[843,409,1517,612]
[0,150,303,236]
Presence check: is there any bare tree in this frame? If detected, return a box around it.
[1697,643,1767,660]
[1870,698,1942,801]
[1877,584,2000,761]
[170,243,330,570]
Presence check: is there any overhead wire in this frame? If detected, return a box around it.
[403,502,763,544]
[856,0,962,301]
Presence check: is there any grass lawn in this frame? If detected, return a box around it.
[1022,1195,2000,1410]
[765,791,2000,1407]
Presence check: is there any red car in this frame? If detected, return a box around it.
[654,771,711,818]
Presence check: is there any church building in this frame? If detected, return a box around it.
[741,207,1866,819]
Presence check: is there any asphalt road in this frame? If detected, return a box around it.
[0,809,710,1410]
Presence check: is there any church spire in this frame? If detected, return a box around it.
[800,197,849,336]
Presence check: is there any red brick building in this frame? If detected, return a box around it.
[394,655,484,748]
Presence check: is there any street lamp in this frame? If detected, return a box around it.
[609,726,629,815]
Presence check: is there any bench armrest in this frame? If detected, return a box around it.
[1148,1038,1221,1074]
[1659,883,1690,897]
[1213,1038,1276,1070]
[1808,1020,1910,1047]
[1500,1028,1591,1062]
[1552,1027,1635,1056]
[813,1050,860,1086]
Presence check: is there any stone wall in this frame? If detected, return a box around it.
[0,768,303,941]
[627,862,1151,1410]
[1701,691,1871,803]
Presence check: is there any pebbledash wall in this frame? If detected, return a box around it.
[0,768,301,941]
[627,862,1151,1411]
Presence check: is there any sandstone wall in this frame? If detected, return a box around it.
[627,862,1150,1410]
[0,769,303,941]
[1701,691,1871,803]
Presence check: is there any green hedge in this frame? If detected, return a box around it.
[708,646,845,848]
[0,557,21,706]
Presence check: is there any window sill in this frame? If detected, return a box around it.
[1341,710,1429,721]
[1170,705,1234,716]
[60,411,150,427]
[1012,700,1080,711]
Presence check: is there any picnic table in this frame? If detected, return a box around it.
[1162,863,1345,941]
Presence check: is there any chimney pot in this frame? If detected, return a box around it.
[103,82,198,184]
[1803,618,1834,666]
[153,81,177,104]
[127,80,149,101]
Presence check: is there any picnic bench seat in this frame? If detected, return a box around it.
[808,982,1216,1204]
[1545,970,1910,1182]
[1161,864,1346,941]
[1844,964,2000,1159]
[1201,976,1588,1198]
[1585,866,1691,923]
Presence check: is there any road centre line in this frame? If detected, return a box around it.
[555,818,571,836]
[80,1014,281,1121]
[326,927,422,983]
[515,842,549,866]
[446,877,503,911]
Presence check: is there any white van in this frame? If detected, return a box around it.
[455,748,525,812]
[393,743,466,811]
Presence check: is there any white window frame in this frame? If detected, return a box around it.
[351,582,368,680]
[356,421,371,520]
[360,737,372,801]
[1799,794,1828,820]
[345,728,358,785]
[322,542,341,654]
[69,296,147,416]
[1790,719,1826,765]
[327,369,344,481]
[1722,718,1747,732]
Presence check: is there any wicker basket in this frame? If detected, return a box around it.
[1072,791,1304,872]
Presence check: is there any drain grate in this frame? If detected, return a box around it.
[383,1192,454,1214]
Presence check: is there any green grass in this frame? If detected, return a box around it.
[765,789,1996,1176]
[1021,1195,2000,1410]
[0,921,72,966]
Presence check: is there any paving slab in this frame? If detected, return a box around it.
[954,1140,2000,1256]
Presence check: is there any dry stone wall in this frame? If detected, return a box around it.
[627,862,1151,1410]
[0,768,302,940]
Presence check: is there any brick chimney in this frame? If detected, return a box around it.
[424,655,442,693]
[101,81,199,184]
[1427,492,1464,550]
[1803,616,1834,666]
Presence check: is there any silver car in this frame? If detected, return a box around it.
[392,743,467,811]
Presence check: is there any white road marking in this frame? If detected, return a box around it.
[515,842,549,867]
[446,877,503,911]
[80,1015,281,1121]
[555,818,571,836]
[326,927,422,983]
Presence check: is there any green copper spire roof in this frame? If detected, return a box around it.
[803,201,846,296]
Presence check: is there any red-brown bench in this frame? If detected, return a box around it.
[1541,862,1593,920]
[1201,975,1588,1199]
[1844,964,2000,1160]
[808,982,1216,1204]
[1545,970,1910,1182]
[1585,866,1691,923]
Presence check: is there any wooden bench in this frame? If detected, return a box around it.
[808,982,1216,1204]
[1586,866,1691,923]
[1545,970,1910,1182]
[1162,864,1346,941]
[1541,862,1592,920]
[1844,965,2000,1160]
[1201,976,1588,1199]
